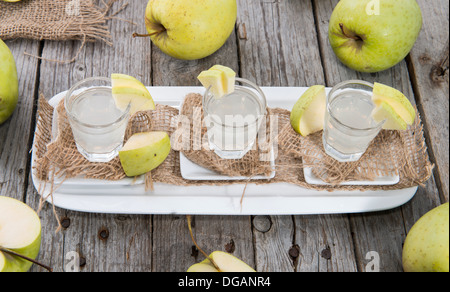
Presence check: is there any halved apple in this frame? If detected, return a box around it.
[290,85,326,136]
[0,196,41,272]
[111,73,155,115]
[119,131,171,177]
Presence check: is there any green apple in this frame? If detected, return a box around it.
[111,73,155,115]
[403,203,449,272]
[328,0,422,73]
[188,251,256,272]
[290,85,326,136]
[119,131,171,177]
[0,39,19,125]
[0,196,42,272]
[138,0,237,60]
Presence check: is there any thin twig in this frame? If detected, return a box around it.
[0,247,53,272]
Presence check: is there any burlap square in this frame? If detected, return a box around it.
[0,0,121,43]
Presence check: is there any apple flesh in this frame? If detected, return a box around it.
[141,0,237,60]
[0,39,19,125]
[403,203,449,272]
[0,196,42,272]
[328,0,422,73]
[119,132,171,177]
[188,251,256,272]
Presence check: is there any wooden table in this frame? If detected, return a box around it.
[1,0,448,272]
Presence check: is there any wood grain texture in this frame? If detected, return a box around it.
[0,0,447,273]
[408,0,449,202]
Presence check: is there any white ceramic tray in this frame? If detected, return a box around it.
[31,86,418,215]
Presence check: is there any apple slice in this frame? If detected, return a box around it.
[197,65,236,98]
[187,259,219,272]
[187,252,255,272]
[111,73,155,115]
[371,83,416,130]
[209,65,236,93]
[290,85,326,136]
[119,131,171,177]
[0,196,41,272]
[371,101,408,130]
[209,251,256,272]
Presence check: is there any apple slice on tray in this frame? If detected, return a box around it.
[119,132,171,177]
[290,85,326,137]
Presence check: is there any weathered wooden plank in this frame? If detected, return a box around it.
[26,0,155,272]
[237,0,358,272]
[408,0,449,202]
[313,0,443,272]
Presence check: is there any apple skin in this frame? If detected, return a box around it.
[402,203,449,272]
[0,39,19,125]
[328,0,422,73]
[144,0,237,60]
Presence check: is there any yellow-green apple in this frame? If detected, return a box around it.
[0,39,19,125]
[328,0,422,73]
[119,131,171,177]
[290,85,326,136]
[111,73,155,115]
[188,251,256,272]
[0,196,42,272]
[137,0,237,60]
[403,203,449,272]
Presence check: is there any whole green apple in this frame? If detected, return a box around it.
[0,39,19,125]
[139,0,237,60]
[0,196,42,272]
[328,0,422,73]
[403,203,449,272]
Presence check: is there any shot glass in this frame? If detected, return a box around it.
[323,80,384,162]
[65,77,130,163]
[203,78,267,160]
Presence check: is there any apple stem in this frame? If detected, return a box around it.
[186,215,221,271]
[0,247,53,272]
[339,23,363,41]
[132,30,164,38]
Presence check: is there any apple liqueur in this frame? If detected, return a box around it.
[204,87,265,159]
[323,87,381,162]
[69,87,129,159]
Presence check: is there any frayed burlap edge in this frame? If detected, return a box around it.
[0,0,129,63]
